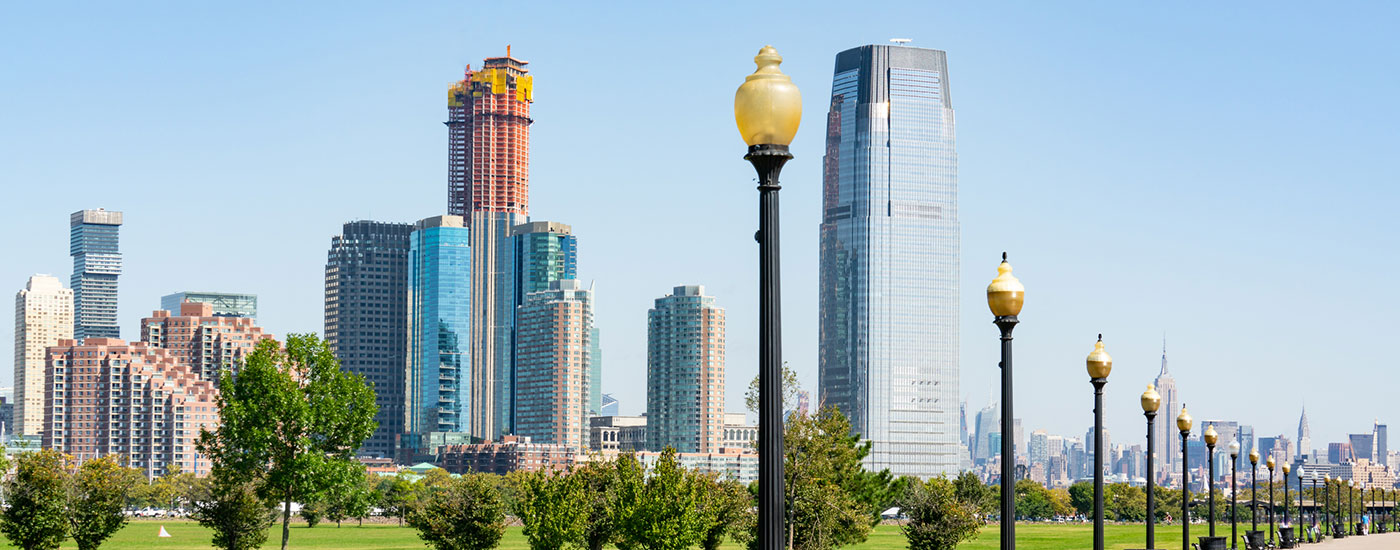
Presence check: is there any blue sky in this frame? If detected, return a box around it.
[2,2,1397,454]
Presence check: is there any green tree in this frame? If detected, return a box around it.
[516,469,587,550]
[898,476,984,550]
[1068,482,1094,517]
[575,460,622,550]
[1049,488,1074,517]
[197,335,378,550]
[378,473,418,526]
[65,455,138,550]
[953,472,994,516]
[743,362,802,419]
[1013,479,1054,520]
[300,501,323,528]
[777,407,882,550]
[406,473,507,550]
[1,449,68,550]
[614,449,708,550]
[191,470,275,550]
[323,468,376,527]
[1106,483,1147,521]
[148,463,194,512]
[697,476,752,550]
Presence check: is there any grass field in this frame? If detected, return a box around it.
[0,519,1238,550]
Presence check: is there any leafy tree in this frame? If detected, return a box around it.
[148,463,194,512]
[406,473,507,550]
[1106,483,1147,522]
[300,501,323,528]
[378,473,418,526]
[323,468,376,527]
[1,449,68,550]
[66,455,138,550]
[192,470,276,550]
[697,476,752,550]
[1013,479,1054,520]
[1048,488,1074,517]
[743,361,803,418]
[574,460,622,550]
[953,472,994,516]
[197,335,378,550]
[1069,482,1094,516]
[776,407,882,550]
[517,469,587,550]
[898,476,984,550]
[614,449,708,550]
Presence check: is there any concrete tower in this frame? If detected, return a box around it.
[1152,339,1180,478]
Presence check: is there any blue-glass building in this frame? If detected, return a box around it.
[498,221,579,433]
[70,209,123,341]
[818,45,960,478]
[406,215,471,453]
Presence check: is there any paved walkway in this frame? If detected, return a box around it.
[1312,531,1400,549]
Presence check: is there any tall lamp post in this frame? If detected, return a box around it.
[1250,447,1260,538]
[1229,440,1240,549]
[1267,456,1275,546]
[1205,426,1218,538]
[1178,406,1193,550]
[1087,336,1112,550]
[1324,475,1332,537]
[1142,385,1161,549]
[1297,470,1304,539]
[1350,480,1356,535]
[1315,474,1323,538]
[735,44,801,550]
[987,253,1024,550]
[1282,463,1291,543]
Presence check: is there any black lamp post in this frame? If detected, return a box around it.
[1205,426,1219,538]
[987,254,1024,550]
[1250,448,1260,537]
[1282,463,1290,544]
[1229,441,1239,549]
[1143,385,1162,549]
[1267,456,1275,546]
[1297,470,1304,539]
[735,44,801,550]
[1086,336,1112,550]
[1350,481,1356,535]
[1324,475,1330,537]
[1178,406,1193,550]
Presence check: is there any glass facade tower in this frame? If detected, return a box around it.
[646,285,725,454]
[818,45,959,478]
[406,216,471,454]
[70,209,123,341]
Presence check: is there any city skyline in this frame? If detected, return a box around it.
[2,3,1398,451]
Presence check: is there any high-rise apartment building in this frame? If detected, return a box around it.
[1028,430,1049,466]
[14,275,73,436]
[1153,343,1180,478]
[448,50,534,441]
[817,44,960,478]
[1298,406,1311,458]
[70,209,122,341]
[506,221,583,427]
[140,302,274,384]
[160,292,258,320]
[405,215,471,454]
[646,285,725,453]
[514,280,594,451]
[44,338,219,477]
[325,220,413,459]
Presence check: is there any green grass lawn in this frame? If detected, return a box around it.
[0,519,1257,549]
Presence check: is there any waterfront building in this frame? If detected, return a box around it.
[514,280,594,451]
[506,221,582,432]
[589,414,647,453]
[405,216,471,455]
[140,302,274,384]
[436,435,575,475]
[721,411,757,452]
[635,449,758,485]
[817,44,960,478]
[1331,458,1395,490]
[43,339,219,477]
[70,209,122,341]
[646,285,725,453]
[324,220,413,459]
[14,275,73,436]
[160,292,258,320]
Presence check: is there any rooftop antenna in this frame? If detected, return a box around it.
[890,38,913,45]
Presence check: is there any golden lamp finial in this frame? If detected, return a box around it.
[1204,425,1218,447]
[734,45,802,147]
[1141,384,1161,414]
[1086,335,1112,379]
[1176,404,1192,433]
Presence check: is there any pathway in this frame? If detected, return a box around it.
[1314,531,1400,549]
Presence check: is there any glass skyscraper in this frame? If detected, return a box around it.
[324,220,413,459]
[500,221,579,433]
[70,209,123,341]
[818,45,960,478]
[406,215,471,454]
[647,285,725,453]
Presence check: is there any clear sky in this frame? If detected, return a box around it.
[3,2,1397,456]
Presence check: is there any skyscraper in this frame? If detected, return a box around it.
[1153,341,1180,478]
[503,221,580,430]
[646,285,725,453]
[817,44,960,478]
[160,292,258,320]
[405,215,471,454]
[448,50,534,441]
[1374,420,1387,465]
[1298,406,1311,458]
[325,220,413,459]
[140,301,274,384]
[13,274,72,436]
[1350,432,1375,463]
[70,209,122,341]
[972,400,999,465]
[515,279,594,451]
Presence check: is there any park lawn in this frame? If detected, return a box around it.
[0,520,1219,550]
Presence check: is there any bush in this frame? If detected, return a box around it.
[407,473,507,550]
[899,476,984,550]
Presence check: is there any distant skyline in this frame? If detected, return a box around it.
[2,2,1397,452]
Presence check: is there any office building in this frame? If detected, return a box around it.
[721,411,758,452]
[140,302,274,384]
[1331,458,1395,490]
[448,50,535,441]
[436,435,575,475]
[1298,406,1311,458]
[600,394,619,416]
[817,44,960,479]
[14,275,73,436]
[505,221,582,431]
[1152,342,1180,478]
[646,285,725,453]
[1028,430,1049,466]
[160,292,258,320]
[324,220,413,459]
[635,449,758,485]
[70,209,122,341]
[44,338,219,478]
[590,415,647,453]
[1350,432,1375,463]
[1374,420,1387,465]
[514,280,594,451]
[1237,424,1255,471]
[405,216,471,454]
[972,400,999,465]
[1329,442,1355,464]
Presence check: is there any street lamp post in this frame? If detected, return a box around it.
[987,253,1024,550]
[1178,406,1193,550]
[1350,481,1356,535]
[1229,441,1240,549]
[1267,456,1275,546]
[1314,475,1322,539]
[1205,426,1218,538]
[1250,448,1260,539]
[1325,475,1333,538]
[1087,336,1112,550]
[1282,463,1290,544]
[735,44,802,550]
[1297,470,1304,539]
[1143,385,1162,549]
